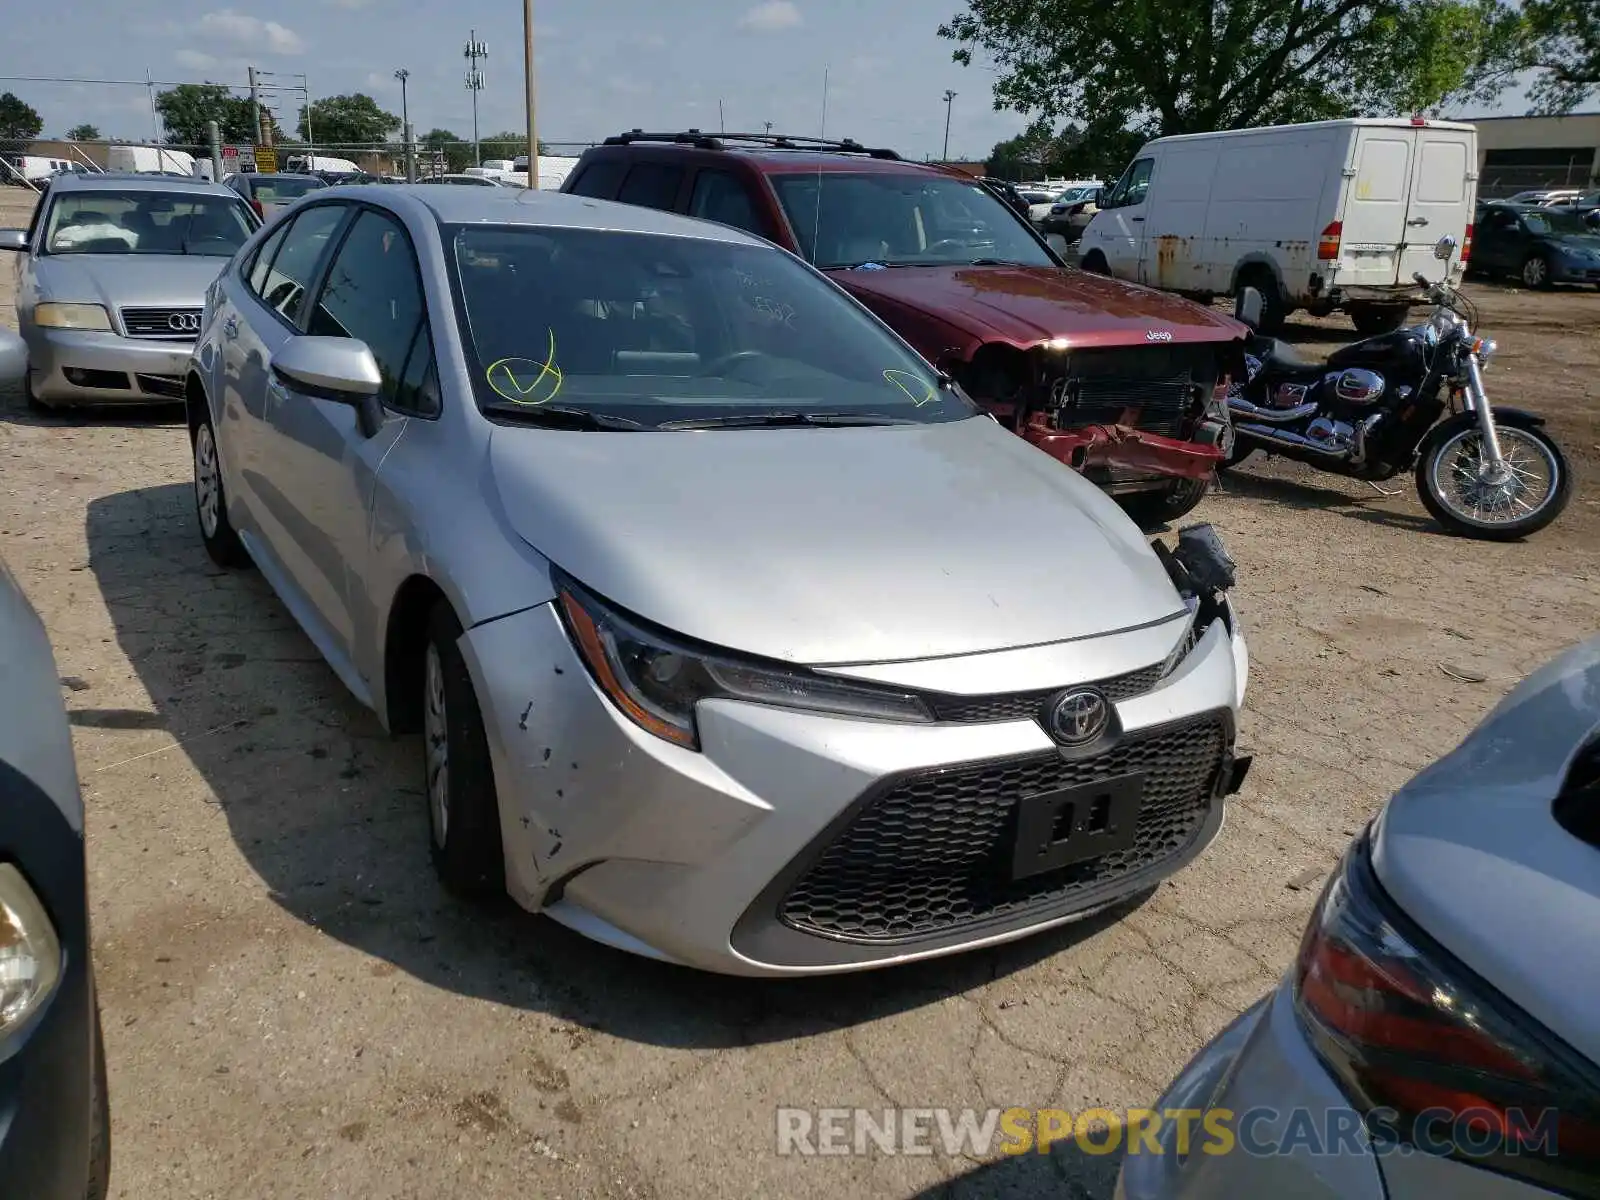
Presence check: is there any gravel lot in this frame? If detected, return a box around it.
[3,184,1597,1199]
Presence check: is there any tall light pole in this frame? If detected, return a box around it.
[464,30,487,166]
[523,0,538,188]
[395,68,413,182]
[942,89,957,162]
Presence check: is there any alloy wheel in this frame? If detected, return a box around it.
[194,424,221,538]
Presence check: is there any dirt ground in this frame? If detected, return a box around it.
[2,183,1597,1200]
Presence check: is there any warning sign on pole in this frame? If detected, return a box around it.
[255,147,277,173]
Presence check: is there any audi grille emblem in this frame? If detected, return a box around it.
[167,312,201,334]
[1049,376,1075,407]
[1145,329,1173,342]
[1047,687,1110,746]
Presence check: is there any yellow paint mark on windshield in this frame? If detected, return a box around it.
[884,368,937,407]
[487,329,563,406]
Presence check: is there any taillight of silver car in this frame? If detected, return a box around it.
[1292,838,1600,1195]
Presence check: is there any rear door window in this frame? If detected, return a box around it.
[689,170,764,236]
[566,160,625,199]
[616,163,685,210]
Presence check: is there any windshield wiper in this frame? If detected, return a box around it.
[657,411,918,430]
[965,258,1031,266]
[491,404,645,431]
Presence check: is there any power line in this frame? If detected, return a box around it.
[0,74,251,90]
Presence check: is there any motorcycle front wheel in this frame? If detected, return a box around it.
[1416,416,1571,540]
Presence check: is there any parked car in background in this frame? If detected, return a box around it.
[1504,187,1582,207]
[1038,183,1104,242]
[185,183,1250,975]
[1079,118,1477,335]
[976,176,1033,217]
[1470,202,1600,289]
[0,443,111,1196]
[105,145,195,175]
[284,154,361,175]
[1119,634,1600,1200]
[0,173,257,408]
[1550,188,1600,230]
[512,154,580,190]
[223,172,328,220]
[563,130,1251,527]
[420,173,505,187]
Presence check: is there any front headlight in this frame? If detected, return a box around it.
[0,863,63,1039]
[556,577,933,749]
[34,302,112,331]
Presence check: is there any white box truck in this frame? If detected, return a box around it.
[1076,118,1478,334]
[106,145,197,175]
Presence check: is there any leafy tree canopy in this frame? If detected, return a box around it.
[155,83,264,148]
[0,91,44,156]
[66,123,101,141]
[299,93,400,147]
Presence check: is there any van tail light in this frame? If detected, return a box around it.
[1461,223,1474,263]
[1293,839,1600,1196]
[1317,221,1342,260]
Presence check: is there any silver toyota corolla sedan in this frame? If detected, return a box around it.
[2,173,257,409]
[186,184,1251,976]
[1118,635,1600,1200]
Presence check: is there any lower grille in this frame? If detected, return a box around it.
[121,307,201,339]
[1047,345,1218,439]
[134,373,186,399]
[927,661,1165,724]
[779,713,1229,942]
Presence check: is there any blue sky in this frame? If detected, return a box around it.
[3,0,1558,159]
[4,0,1027,159]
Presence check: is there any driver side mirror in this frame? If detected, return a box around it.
[271,335,387,438]
[1234,286,1263,332]
[0,229,27,252]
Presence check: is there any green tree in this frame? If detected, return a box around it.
[420,127,473,172]
[155,83,259,147]
[0,91,43,157]
[299,94,400,148]
[940,0,1511,160]
[480,130,553,160]
[66,123,101,141]
[1471,0,1599,112]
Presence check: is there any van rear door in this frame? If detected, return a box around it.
[1339,127,1414,287]
[1400,127,1475,281]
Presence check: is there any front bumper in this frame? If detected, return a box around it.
[22,325,192,404]
[1025,421,1227,487]
[1551,255,1600,284]
[460,595,1248,976]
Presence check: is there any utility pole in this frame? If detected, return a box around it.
[300,74,314,165]
[764,121,773,135]
[942,89,957,162]
[395,69,413,181]
[464,30,487,166]
[522,0,538,189]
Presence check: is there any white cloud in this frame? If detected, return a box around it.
[738,1,801,32]
[331,0,370,7]
[198,9,305,55]
[175,48,222,71]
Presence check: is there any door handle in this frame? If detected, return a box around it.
[1407,216,1430,226]
[222,314,239,340]
[1131,216,1145,222]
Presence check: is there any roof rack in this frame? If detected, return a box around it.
[601,129,902,160]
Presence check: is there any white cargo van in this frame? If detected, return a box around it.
[1077,118,1477,334]
[105,144,197,175]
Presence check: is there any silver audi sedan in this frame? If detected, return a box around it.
[2,173,257,409]
[186,184,1250,975]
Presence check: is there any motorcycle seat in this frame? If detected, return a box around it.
[1251,337,1323,375]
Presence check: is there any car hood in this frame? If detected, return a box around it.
[1547,232,1600,254]
[33,253,229,313]
[488,414,1184,665]
[1372,635,1600,1066]
[829,264,1245,350]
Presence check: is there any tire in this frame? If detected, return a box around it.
[1416,415,1571,540]
[1080,250,1109,275]
[1520,253,1552,290]
[88,1000,110,1200]
[1236,271,1286,335]
[1347,303,1410,336]
[1220,439,1256,471]
[24,369,52,413]
[1118,476,1211,531]
[191,415,252,568]
[422,603,505,896]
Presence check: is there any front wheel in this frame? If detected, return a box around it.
[1118,477,1211,531]
[1520,254,1552,290]
[192,415,252,568]
[1416,415,1571,540]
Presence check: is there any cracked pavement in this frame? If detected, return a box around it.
[2,186,1598,1198]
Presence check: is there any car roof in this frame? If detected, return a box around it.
[49,172,236,197]
[319,183,770,247]
[586,130,965,178]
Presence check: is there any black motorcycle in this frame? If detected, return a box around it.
[1223,252,1571,541]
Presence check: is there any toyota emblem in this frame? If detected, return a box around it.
[167,312,201,334]
[1047,687,1109,746]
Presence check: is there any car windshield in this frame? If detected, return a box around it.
[1056,187,1093,203]
[1522,209,1591,236]
[770,171,1055,270]
[43,190,254,256]
[253,176,325,202]
[447,224,974,428]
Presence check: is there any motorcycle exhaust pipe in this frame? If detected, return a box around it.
[1227,397,1320,424]
[1234,422,1352,459]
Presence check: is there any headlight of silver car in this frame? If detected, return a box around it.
[0,863,63,1039]
[33,302,112,331]
[556,576,933,750]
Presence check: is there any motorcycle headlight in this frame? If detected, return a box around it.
[33,302,112,331]
[556,577,933,749]
[0,864,63,1041]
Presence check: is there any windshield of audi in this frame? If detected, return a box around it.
[769,171,1056,271]
[41,191,256,257]
[448,224,976,429]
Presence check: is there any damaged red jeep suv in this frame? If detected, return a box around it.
[563,131,1248,526]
